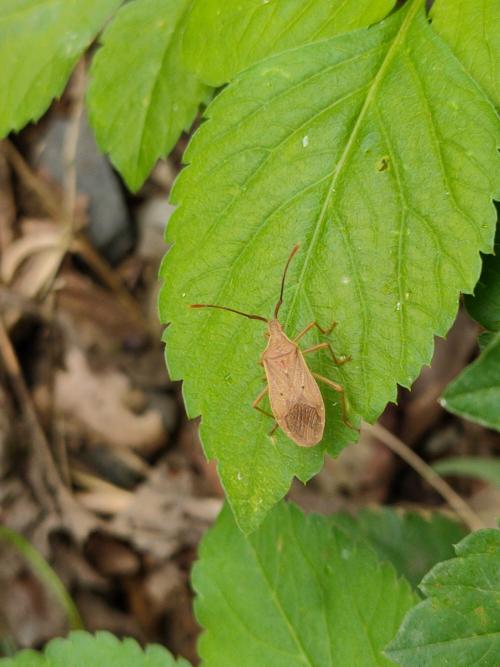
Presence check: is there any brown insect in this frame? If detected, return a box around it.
[191,244,353,447]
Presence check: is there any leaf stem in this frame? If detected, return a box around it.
[366,421,486,532]
[0,525,84,631]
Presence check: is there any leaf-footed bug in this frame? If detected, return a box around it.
[191,244,354,446]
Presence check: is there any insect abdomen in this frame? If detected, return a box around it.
[284,402,323,445]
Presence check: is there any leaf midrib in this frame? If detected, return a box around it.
[132,8,178,179]
[284,0,422,329]
[247,536,317,667]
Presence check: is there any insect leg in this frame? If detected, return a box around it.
[313,320,338,336]
[311,372,356,430]
[252,385,274,419]
[293,321,316,342]
[302,342,351,365]
[293,320,337,342]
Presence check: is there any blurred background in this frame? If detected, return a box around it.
[0,65,498,664]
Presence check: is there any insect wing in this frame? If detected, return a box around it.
[264,349,325,447]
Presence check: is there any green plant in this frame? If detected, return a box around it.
[387,529,500,666]
[1,0,499,664]
[158,0,499,532]
[0,526,83,632]
[433,457,500,488]
[2,504,498,666]
[0,631,190,666]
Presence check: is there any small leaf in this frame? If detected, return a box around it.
[159,0,499,532]
[87,0,210,191]
[0,0,120,138]
[430,0,500,108]
[0,631,192,667]
[331,508,467,588]
[183,0,396,86]
[465,224,500,331]
[433,456,500,487]
[386,529,500,666]
[442,331,500,431]
[193,502,416,667]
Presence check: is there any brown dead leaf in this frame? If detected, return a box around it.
[110,463,215,559]
[0,545,67,647]
[76,589,144,639]
[1,219,64,298]
[77,444,150,488]
[72,470,135,515]
[0,142,16,253]
[50,536,108,592]
[0,385,15,479]
[142,562,183,617]
[56,270,148,349]
[85,532,140,577]
[55,346,165,453]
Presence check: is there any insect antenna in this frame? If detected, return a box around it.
[190,304,268,323]
[274,243,300,319]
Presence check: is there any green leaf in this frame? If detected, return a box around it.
[0,631,192,667]
[193,502,416,667]
[183,0,396,86]
[433,456,500,487]
[159,0,499,532]
[465,222,500,331]
[331,508,467,588]
[386,529,500,666]
[441,331,500,431]
[430,0,500,108]
[0,0,120,138]
[87,0,210,191]
[0,525,83,631]
[479,331,496,350]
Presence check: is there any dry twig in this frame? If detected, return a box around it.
[0,314,98,542]
[0,314,62,511]
[366,421,486,532]
[4,136,148,332]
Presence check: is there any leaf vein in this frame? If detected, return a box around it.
[209,42,388,146]
[404,51,482,247]
[246,538,316,667]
